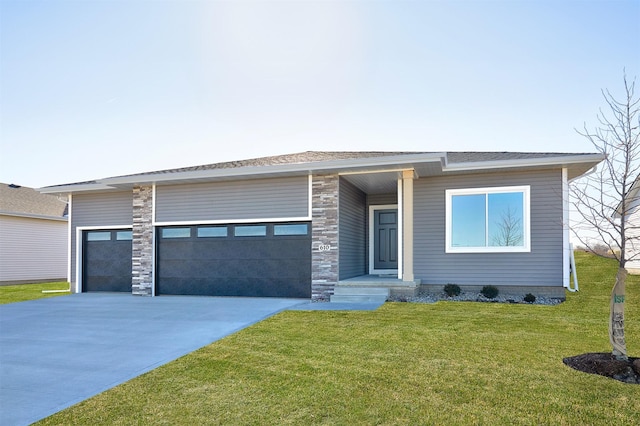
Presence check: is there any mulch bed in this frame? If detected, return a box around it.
[563,353,640,384]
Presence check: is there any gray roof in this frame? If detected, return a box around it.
[0,183,68,218]
[116,151,601,177]
[41,151,604,192]
[113,151,418,178]
[445,151,591,163]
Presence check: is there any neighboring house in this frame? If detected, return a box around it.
[0,183,68,285]
[40,151,603,300]
[618,176,640,274]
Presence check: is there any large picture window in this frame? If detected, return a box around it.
[445,186,530,253]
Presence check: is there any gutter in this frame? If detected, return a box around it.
[38,183,121,195]
[442,153,605,173]
[0,211,67,222]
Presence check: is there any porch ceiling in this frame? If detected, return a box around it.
[340,161,443,194]
[342,172,400,194]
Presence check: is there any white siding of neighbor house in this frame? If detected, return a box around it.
[0,215,67,283]
[624,195,640,272]
[70,191,133,284]
[155,176,309,223]
[414,169,564,287]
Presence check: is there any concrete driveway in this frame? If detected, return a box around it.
[0,293,305,425]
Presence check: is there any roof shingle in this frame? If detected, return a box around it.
[0,183,68,217]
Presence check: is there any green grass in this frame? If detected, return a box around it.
[0,281,70,304]
[38,252,640,425]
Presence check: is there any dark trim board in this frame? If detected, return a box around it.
[155,222,312,298]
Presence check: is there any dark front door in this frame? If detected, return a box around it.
[374,209,398,270]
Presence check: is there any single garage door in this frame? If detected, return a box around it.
[156,222,311,298]
[83,229,132,292]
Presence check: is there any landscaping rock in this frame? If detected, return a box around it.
[391,292,563,306]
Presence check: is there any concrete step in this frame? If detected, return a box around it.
[333,287,390,296]
[330,286,389,303]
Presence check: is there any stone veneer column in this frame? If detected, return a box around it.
[132,185,154,296]
[311,174,339,301]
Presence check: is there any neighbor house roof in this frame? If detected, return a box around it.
[614,174,640,218]
[0,183,68,220]
[39,151,605,194]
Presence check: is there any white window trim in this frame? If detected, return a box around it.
[445,185,531,253]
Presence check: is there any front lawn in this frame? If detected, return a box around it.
[39,252,640,425]
[0,282,70,305]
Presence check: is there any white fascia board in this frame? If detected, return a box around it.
[443,154,605,174]
[0,210,68,222]
[99,153,447,186]
[38,183,115,194]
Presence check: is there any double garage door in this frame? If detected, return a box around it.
[83,222,311,298]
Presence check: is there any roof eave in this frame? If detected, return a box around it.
[443,153,605,179]
[98,153,448,186]
[38,183,118,194]
[614,176,640,217]
[37,152,606,194]
[0,210,68,221]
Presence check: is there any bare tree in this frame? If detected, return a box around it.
[571,73,640,360]
[491,207,523,247]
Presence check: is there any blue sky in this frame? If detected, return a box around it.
[1,0,638,188]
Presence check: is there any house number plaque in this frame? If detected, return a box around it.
[317,244,331,252]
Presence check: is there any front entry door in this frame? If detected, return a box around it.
[374,209,398,270]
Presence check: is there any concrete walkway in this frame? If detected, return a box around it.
[0,294,306,425]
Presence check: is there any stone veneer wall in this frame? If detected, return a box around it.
[311,174,339,300]
[132,185,153,296]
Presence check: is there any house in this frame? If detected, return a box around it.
[0,183,68,285]
[39,151,604,300]
[617,176,640,274]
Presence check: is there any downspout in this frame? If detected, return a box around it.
[563,168,579,292]
[565,165,600,291]
[42,288,71,294]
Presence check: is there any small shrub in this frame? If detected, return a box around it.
[524,293,536,303]
[481,285,499,299]
[444,284,461,297]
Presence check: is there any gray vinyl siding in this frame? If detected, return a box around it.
[414,170,563,287]
[367,193,397,206]
[339,178,366,279]
[156,176,309,223]
[70,191,133,284]
[0,215,67,283]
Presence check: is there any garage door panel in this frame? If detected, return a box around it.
[157,259,193,278]
[193,243,226,259]
[265,240,309,258]
[157,223,311,298]
[85,277,131,292]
